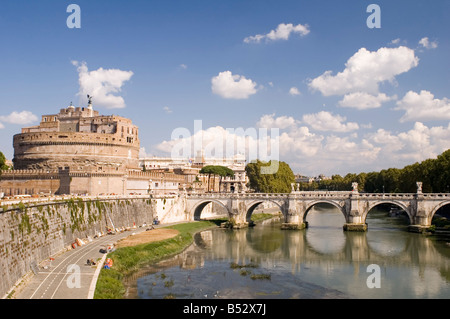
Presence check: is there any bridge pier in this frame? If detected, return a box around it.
[408,212,432,233]
[343,200,368,231]
[281,199,307,230]
[229,196,250,229]
[281,220,307,230]
[343,223,368,231]
[407,225,430,233]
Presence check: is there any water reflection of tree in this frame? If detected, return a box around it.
[245,228,283,253]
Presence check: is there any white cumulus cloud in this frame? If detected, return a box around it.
[367,122,450,164]
[256,114,298,129]
[152,112,450,176]
[244,23,310,43]
[418,37,438,49]
[0,111,38,125]
[211,71,258,99]
[308,46,419,100]
[72,61,134,109]
[302,111,359,132]
[289,87,301,96]
[395,90,450,122]
[156,125,270,162]
[338,92,396,110]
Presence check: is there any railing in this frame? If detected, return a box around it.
[186,192,290,199]
[185,191,450,200]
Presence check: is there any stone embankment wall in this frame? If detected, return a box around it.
[0,195,188,298]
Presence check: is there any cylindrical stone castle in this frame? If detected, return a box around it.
[13,101,140,173]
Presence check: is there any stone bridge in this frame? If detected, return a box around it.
[185,183,450,232]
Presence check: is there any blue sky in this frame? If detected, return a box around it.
[0,0,449,176]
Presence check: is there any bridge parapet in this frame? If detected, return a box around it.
[420,193,450,199]
[290,191,352,199]
[354,193,415,200]
[186,193,290,199]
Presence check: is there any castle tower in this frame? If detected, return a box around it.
[12,104,140,172]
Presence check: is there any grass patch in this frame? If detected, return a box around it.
[164,279,174,288]
[239,269,252,276]
[251,213,278,223]
[250,273,271,280]
[94,221,218,299]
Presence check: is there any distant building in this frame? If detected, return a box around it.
[314,174,331,183]
[294,174,330,184]
[295,174,314,183]
[139,151,246,171]
[140,151,248,193]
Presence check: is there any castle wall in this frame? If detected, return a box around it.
[70,175,126,196]
[0,179,60,196]
[0,169,186,197]
[0,197,156,298]
[0,170,67,196]
[0,195,191,298]
[13,131,139,171]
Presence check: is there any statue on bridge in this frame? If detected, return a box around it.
[416,182,423,194]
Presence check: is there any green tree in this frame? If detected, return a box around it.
[274,149,450,193]
[433,149,450,192]
[245,160,295,193]
[0,151,8,171]
[199,165,234,192]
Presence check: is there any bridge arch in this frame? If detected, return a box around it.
[303,200,346,223]
[191,199,231,221]
[430,200,450,220]
[245,200,286,222]
[364,200,412,224]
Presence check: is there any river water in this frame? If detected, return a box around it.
[132,205,450,299]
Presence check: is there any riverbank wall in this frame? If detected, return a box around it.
[0,195,191,298]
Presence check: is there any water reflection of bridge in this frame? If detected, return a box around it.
[135,219,450,299]
[180,223,450,276]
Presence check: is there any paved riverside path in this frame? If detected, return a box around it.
[14,224,172,299]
